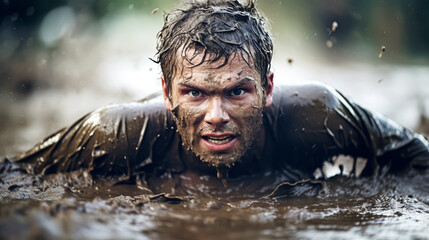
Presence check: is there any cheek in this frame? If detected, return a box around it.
[227,95,263,117]
[175,103,205,128]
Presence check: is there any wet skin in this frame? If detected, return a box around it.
[161,53,273,169]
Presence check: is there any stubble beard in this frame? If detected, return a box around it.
[172,104,264,169]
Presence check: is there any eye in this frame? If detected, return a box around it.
[188,90,201,97]
[231,89,245,96]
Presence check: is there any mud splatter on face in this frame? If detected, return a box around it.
[168,52,266,169]
[172,98,263,168]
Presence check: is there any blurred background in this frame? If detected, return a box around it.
[1,0,429,156]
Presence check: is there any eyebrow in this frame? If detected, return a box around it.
[225,77,257,91]
[178,81,203,90]
[178,77,257,91]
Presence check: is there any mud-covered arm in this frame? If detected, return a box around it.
[12,100,181,179]
[351,100,429,173]
[267,83,429,178]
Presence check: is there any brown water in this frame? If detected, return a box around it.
[1,164,428,240]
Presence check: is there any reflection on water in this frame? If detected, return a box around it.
[0,167,428,240]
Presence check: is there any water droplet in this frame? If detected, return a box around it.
[331,21,338,32]
[92,149,107,158]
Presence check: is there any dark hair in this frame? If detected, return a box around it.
[154,0,273,92]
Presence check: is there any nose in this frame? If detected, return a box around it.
[204,97,230,127]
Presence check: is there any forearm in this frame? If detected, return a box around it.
[349,100,429,173]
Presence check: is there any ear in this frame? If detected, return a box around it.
[264,71,274,108]
[161,75,172,111]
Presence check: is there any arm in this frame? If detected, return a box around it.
[348,96,429,173]
[12,98,182,181]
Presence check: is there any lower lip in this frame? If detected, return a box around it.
[201,137,238,152]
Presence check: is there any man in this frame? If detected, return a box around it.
[7,0,429,197]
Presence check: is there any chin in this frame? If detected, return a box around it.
[201,156,239,168]
[195,149,245,168]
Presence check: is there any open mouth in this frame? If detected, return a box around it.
[202,135,235,144]
[200,134,238,152]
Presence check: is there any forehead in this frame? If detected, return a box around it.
[173,51,261,86]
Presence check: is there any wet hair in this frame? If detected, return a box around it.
[154,0,273,92]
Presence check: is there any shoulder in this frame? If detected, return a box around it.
[80,93,173,132]
[79,94,176,155]
[271,82,343,110]
[264,82,345,123]
[263,82,364,176]
[91,94,168,121]
[263,82,360,152]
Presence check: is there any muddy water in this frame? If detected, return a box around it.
[1,165,428,240]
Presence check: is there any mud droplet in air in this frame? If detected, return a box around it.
[379,45,386,58]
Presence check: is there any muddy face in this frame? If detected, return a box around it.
[162,52,273,168]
